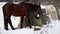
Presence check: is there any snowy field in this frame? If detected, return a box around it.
[0,2,60,34]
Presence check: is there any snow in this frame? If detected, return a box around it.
[34,20,60,34]
[47,20,60,34]
[0,2,60,34]
[0,28,34,34]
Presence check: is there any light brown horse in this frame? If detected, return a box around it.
[3,2,42,30]
[46,5,58,23]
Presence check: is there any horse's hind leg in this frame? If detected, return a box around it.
[20,16,24,28]
[26,16,32,28]
[4,16,9,30]
[3,6,9,30]
[7,16,15,30]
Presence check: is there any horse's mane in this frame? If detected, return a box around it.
[23,2,40,11]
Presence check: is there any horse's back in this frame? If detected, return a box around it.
[13,2,31,16]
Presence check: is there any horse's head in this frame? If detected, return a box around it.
[22,2,43,18]
[34,5,43,19]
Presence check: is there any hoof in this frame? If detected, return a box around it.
[5,29,9,30]
[30,27,32,28]
[12,28,17,30]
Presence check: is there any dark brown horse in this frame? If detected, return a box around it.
[2,2,42,30]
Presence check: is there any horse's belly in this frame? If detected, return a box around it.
[12,12,21,16]
[13,9,28,16]
[12,12,28,16]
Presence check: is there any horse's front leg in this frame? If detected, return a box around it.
[20,16,24,28]
[7,16,15,30]
[26,15,32,28]
[4,16,9,30]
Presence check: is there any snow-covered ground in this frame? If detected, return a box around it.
[35,20,60,34]
[0,2,60,34]
[0,28,34,34]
